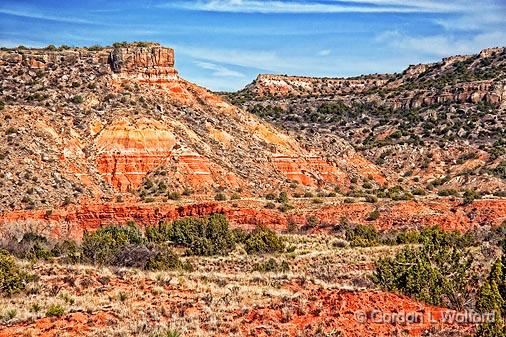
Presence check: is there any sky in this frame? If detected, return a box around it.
[0,0,505,91]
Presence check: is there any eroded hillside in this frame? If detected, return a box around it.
[226,47,506,195]
[0,43,387,212]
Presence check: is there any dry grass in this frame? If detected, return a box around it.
[0,233,480,336]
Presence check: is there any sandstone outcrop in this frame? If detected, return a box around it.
[109,44,178,82]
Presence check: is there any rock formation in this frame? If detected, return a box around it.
[0,43,383,213]
[0,42,504,235]
[109,44,178,82]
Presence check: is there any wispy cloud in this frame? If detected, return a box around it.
[163,0,463,14]
[0,7,98,25]
[376,30,506,57]
[318,49,331,56]
[176,43,425,79]
[433,2,506,32]
[194,61,245,77]
[175,44,283,71]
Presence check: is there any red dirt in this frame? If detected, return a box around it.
[0,285,476,337]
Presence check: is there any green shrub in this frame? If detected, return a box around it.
[151,328,182,337]
[475,323,506,337]
[145,244,187,271]
[244,227,285,255]
[366,209,380,221]
[253,258,290,273]
[71,95,84,104]
[411,188,426,196]
[0,250,30,296]
[394,230,421,244]
[463,189,480,204]
[306,216,319,228]
[214,193,227,201]
[51,240,81,263]
[474,239,505,336]
[278,203,294,212]
[265,202,276,209]
[372,227,474,309]
[148,214,235,256]
[167,191,181,200]
[303,191,314,198]
[9,233,53,260]
[346,224,380,247]
[231,228,249,244]
[82,223,144,265]
[4,309,17,320]
[230,193,241,200]
[46,304,65,317]
[5,127,17,135]
[438,188,459,197]
[364,195,378,203]
[112,41,129,48]
[277,191,289,203]
[265,193,276,200]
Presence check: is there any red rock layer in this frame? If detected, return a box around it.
[95,119,177,191]
[0,199,504,240]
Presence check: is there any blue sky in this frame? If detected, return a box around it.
[1,1,505,91]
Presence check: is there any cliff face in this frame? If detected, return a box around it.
[109,45,178,82]
[95,118,177,191]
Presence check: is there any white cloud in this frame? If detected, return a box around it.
[0,7,98,24]
[194,61,245,77]
[318,49,331,56]
[433,5,506,32]
[175,44,284,71]
[376,30,506,57]
[163,0,460,14]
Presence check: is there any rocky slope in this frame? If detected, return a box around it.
[226,47,506,195]
[0,43,388,213]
